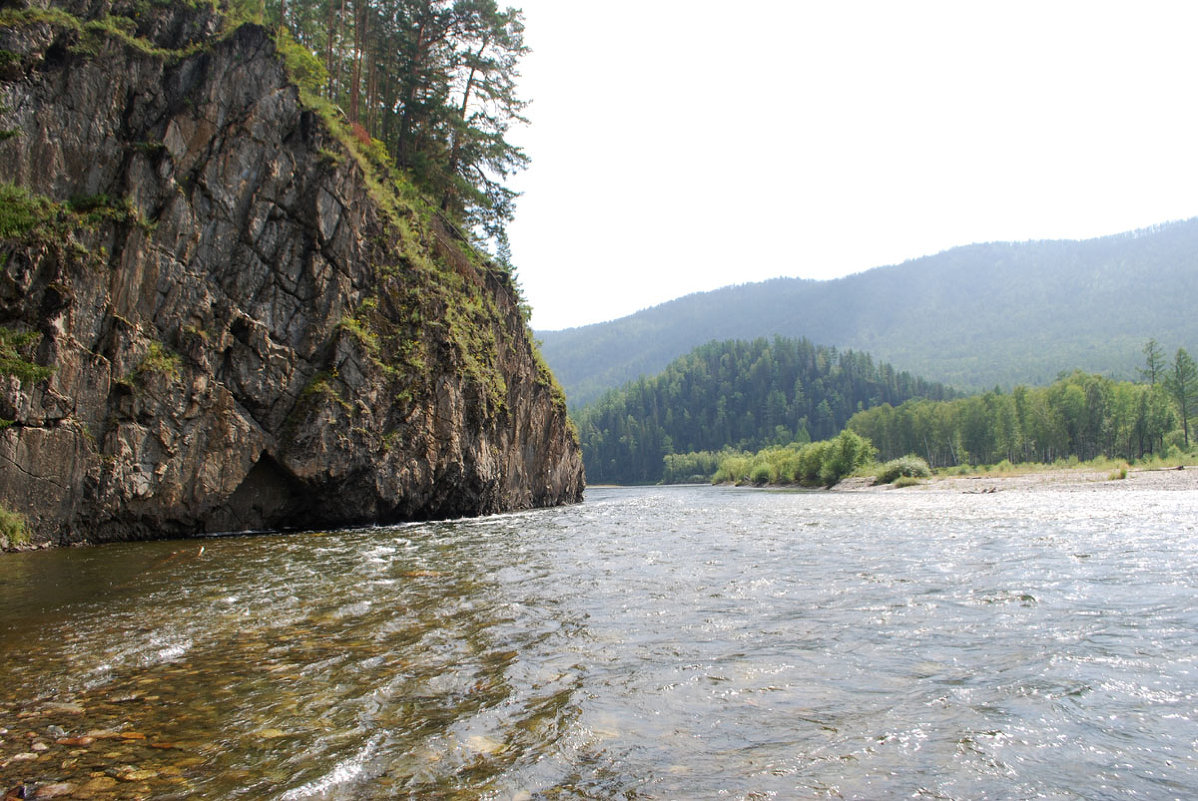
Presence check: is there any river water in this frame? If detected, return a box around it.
[1,485,1197,799]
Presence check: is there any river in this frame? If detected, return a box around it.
[1,484,1196,799]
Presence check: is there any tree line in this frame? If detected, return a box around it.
[847,341,1198,467]
[574,336,956,484]
[253,0,528,251]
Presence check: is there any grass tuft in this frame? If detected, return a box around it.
[0,504,29,549]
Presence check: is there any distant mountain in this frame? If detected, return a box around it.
[540,220,1198,407]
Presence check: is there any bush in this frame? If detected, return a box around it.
[818,429,875,486]
[663,450,728,484]
[749,462,772,485]
[134,341,181,381]
[0,326,52,384]
[713,454,751,484]
[793,440,827,485]
[0,182,56,239]
[876,455,933,484]
[276,27,328,94]
[713,430,876,488]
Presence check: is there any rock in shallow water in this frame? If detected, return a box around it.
[77,776,117,792]
[53,737,94,747]
[116,769,158,782]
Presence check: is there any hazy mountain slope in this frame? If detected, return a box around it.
[540,220,1198,406]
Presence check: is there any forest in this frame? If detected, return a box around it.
[847,343,1197,468]
[579,338,1198,487]
[574,336,956,484]
[248,0,528,253]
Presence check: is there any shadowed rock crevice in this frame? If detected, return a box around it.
[206,452,309,534]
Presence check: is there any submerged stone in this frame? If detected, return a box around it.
[117,769,159,782]
[54,737,94,747]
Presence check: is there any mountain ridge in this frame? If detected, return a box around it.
[540,220,1198,407]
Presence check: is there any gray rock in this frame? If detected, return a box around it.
[0,7,584,546]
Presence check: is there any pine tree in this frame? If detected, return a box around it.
[265,0,529,251]
[1140,338,1166,386]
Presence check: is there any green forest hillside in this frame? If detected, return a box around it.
[576,336,955,484]
[585,338,1198,488]
[541,220,1198,407]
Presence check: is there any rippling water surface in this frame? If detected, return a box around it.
[2,485,1197,799]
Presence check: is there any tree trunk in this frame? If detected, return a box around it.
[396,17,427,167]
[349,0,365,124]
[324,0,339,97]
[441,39,486,212]
[365,35,378,135]
[333,0,347,101]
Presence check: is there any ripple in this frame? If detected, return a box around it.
[2,487,1197,798]
[279,733,385,799]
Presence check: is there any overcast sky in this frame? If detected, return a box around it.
[503,1,1198,331]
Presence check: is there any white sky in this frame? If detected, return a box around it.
[503,1,1198,331]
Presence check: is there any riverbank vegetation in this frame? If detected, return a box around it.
[709,430,875,488]
[600,340,1198,488]
[686,435,1193,491]
[0,504,28,549]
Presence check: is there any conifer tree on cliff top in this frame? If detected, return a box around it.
[272,0,529,252]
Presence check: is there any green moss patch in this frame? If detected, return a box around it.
[0,504,29,549]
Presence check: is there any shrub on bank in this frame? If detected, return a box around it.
[876,455,933,485]
[712,430,876,488]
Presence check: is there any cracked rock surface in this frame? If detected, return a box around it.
[0,5,584,545]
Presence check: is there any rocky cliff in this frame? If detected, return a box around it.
[0,0,584,547]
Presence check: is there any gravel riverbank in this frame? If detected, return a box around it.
[835,465,1198,494]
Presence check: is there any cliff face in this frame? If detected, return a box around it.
[0,2,584,546]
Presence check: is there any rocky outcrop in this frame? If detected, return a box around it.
[0,2,584,546]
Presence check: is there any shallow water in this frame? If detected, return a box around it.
[1,485,1197,799]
